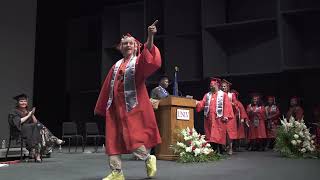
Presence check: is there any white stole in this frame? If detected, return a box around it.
[227,92,233,102]
[106,56,138,112]
[216,90,224,118]
[266,105,277,117]
[204,92,212,118]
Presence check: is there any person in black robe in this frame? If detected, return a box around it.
[8,94,64,162]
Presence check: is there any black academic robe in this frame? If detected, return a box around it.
[8,109,42,151]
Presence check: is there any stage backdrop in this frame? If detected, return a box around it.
[0,0,37,141]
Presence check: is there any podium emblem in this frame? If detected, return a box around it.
[177,109,190,120]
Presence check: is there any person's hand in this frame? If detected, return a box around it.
[94,111,99,116]
[222,117,228,122]
[28,111,33,117]
[196,100,200,105]
[246,121,250,127]
[94,111,106,118]
[31,107,36,114]
[241,119,244,123]
[148,20,158,37]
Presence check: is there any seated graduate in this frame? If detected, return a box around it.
[8,94,64,162]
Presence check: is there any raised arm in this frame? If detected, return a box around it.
[139,46,161,79]
[146,20,158,50]
[137,20,162,79]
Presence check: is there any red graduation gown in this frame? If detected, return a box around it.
[95,45,162,155]
[265,105,280,138]
[196,91,235,145]
[286,106,304,122]
[227,93,242,140]
[316,127,320,146]
[247,105,267,139]
[235,100,249,139]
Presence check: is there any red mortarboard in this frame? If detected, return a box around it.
[266,95,275,99]
[266,95,276,103]
[210,77,221,86]
[117,33,143,55]
[231,89,239,96]
[250,92,261,98]
[290,96,299,100]
[221,79,232,86]
[231,89,239,98]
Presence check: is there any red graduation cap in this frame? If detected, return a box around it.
[221,79,232,86]
[266,95,275,98]
[117,33,143,55]
[290,96,301,104]
[231,89,239,98]
[250,92,261,99]
[290,96,299,100]
[266,95,276,103]
[210,77,221,86]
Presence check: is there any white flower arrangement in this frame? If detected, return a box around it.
[291,140,297,146]
[275,116,317,158]
[171,127,221,163]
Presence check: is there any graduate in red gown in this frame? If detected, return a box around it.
[230,89,249,151]
[246,93,267,151]
[94,20,161,180]
[315,125,320,149]
[220,79,241,154]
[196,78,235,154]
[265,96,280,149]
[312,104,320,148]
[286,96,304,122]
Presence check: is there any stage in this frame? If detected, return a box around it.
[0,148,319,180]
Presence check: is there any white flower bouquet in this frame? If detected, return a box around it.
[275,116,318,158]
[171,127,221,163]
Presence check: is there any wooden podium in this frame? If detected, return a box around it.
[154,96,196,160]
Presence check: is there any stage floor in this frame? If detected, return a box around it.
[0,148,319,180]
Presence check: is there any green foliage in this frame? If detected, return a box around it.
[274,126,299,158]
[176,151,223,163]
[274,117,319,159]
[170,127,223,163]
